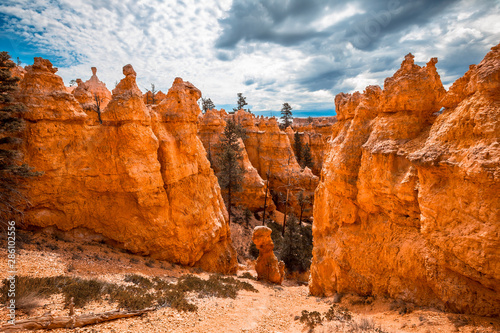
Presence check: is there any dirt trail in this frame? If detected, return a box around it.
[1,231,499,333]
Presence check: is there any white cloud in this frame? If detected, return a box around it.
[1,0,499,114]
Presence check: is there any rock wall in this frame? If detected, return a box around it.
[198,109,275,213]
[290,119,337,175]
[232,111,319,219]
[310,46,500,316]
[19,58,237,274]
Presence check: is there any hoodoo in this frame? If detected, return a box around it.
[18,59,237,273]
[309,46,500,316]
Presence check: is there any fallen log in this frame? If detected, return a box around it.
[0,307,155,332]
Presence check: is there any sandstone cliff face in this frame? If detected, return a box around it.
[198,109,275,213]
[20,58,236,274]
[310,48,500,316]
[233,111,319,219]
[290,119,337,175]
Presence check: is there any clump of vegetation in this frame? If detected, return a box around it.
[249,241,259,259]
[447,314,470,329]
[129,257,139,264]
[299,310,323,332]
[324,304,352,322]
[124,274,154,289]
[176,274,257,299]
[14,292,43,315]
[280,214,313,273]
[239,272,256,280]
[0,273,258,314]
[350,295,375,306]
[0,52,41,224]
[253,217,313,274]
[296,304,353,332]
[389,299,415,314]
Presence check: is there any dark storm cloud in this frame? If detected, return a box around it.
[343,0,458,50]
[216,0,458,50]
[216,0,499,96]
[215,0,340,48]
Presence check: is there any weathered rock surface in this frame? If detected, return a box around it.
[72,67,112,111]
[232,111,319,219]
[19,58,236,274]
[310,47,500,316]
[198,109,275,213]
[291,118,337,175]
[143,90,167,105]
[252,226,285,284]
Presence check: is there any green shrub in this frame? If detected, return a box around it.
[0,273,257,313]
[124,274,154,289]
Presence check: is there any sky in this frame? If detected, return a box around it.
[0,0,499,117]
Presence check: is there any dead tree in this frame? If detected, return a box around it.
[0,308,155,332]
[93,93,104,124]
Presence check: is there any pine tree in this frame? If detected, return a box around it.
[243,207,253,228]
[302,143,314,169]
[201,97,215,113]
[233,93,248,112]
[280,103,293,129]
[293,131,303,165]
[146,83,157,105]
[280,214,312,273]
[215,119,246,224]
[0,51,39,220]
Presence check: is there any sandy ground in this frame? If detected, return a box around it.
[0,230,499,333]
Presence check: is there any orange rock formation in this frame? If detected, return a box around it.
[143,90,167,105]
[309,47,500,316]
[232,111,319,219]
[290,118,337,175]
[19,58,236,274]
[198,109,275,213]
[72,67,112,110]
[252,226,285,284]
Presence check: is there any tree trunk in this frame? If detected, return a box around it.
[282,188,289,236]
[228,184,232,225]
[262,172,270,226]
[0,308,155,332]
[299,205,303,227]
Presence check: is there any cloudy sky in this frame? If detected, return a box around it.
[1,0,499,116]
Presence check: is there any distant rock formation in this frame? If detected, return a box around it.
[290,118,337,175]
[252,226,285,284]
[18,58,237,274]
[309,46,500,316]
[198,110,318,220]
[198,109,275,213]
[232,111,319,219]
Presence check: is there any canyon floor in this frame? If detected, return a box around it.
[0,230,499,333]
